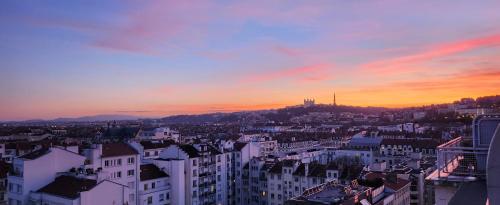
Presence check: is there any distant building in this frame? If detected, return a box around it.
[136,127,180,142]
[303,99,315,108]
[285,180,373,205]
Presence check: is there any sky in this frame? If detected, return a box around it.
[1,0,500,121]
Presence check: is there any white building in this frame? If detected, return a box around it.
[136,127,180,142]
[266,160,341,205]
[82,143,141,205]
[130,141,173,161]
[322,148,374,165]
[378,125,403,132]
[152,159,185,205]
[159,144,223,205]
[7,147,86,205]
[29,175,126,205]
[139,164,171,205]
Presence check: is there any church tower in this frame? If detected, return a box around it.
[333,92,337,106]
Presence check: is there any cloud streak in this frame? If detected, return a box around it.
[361,33,500,75]
[243,64,334,83]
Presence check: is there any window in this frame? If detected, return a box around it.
[145,152,150,157]
[128,157,135,164]
[128,170,134,176]
[127,182,135,189]
[144,184,149,190]
[104,160,110,167]
[193,180,197,187]
[192,159,197,166]
[154,151,159,156]
[152,182,156,189]
[193,169,197,176]
[129,194,135,202]
[117,159,122,165]
[147,196,152,204]
[166,192,170,199]
[159,193,164,201]
[16,184,22,193]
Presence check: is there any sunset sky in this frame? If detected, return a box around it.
[1,0,500,120]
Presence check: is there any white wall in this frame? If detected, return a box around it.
[9,148,86,204]
[80,181,125,205]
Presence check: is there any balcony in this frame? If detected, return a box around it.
[429,137,489,181]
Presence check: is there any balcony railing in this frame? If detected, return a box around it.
[435,137,489,179]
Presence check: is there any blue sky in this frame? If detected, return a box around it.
[1,0,500,120]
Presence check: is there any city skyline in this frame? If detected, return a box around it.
[2,0,500,120]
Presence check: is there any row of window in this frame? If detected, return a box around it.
[145,192,170,204]
[104,157,135,167]
[110,169,135,179]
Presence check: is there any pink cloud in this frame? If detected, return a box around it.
[243,64,334,83]
[272,45,303,57]
[224,0,329,25]
[361,33,500,75]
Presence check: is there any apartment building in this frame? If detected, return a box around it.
[321,147,373,165]
[364,172,411,205]
[159,143,222,205]
[82,143,141,205]
[0,161,10,205]
[7,147,86,205]
[139,164,170,205]
[130,141,173,161]
[241,157,275,205]
[136,127,180,142]
[29,175,126,205]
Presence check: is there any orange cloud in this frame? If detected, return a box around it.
[340,68,500,107]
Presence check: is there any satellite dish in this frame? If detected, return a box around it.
[487,124,500,205]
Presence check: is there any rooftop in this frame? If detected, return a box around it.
[140,140,173,149]
[37,175,97,199]
[179,144,200,158]
[140,164,169,181]
[19,147,50,160]
[381,138,441,149]
[102,143,139,158]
